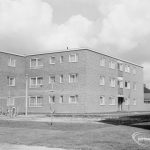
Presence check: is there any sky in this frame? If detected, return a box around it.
[0,0,150,83]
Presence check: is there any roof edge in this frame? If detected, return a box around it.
[0,48,143,68]
[0,50,25,57]
[26,48,143,68]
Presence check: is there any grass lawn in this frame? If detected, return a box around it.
[0,115,149,150]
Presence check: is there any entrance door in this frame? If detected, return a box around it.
[118,97,124,111]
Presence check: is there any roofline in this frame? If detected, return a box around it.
[0,48,143,68]
[86,49,143,68]
[26,48,143,68]
[0,50,25,57]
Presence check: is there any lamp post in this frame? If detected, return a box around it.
[50,82,55,125]
[25,74,28,116]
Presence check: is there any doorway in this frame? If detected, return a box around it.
[118,97,124,111]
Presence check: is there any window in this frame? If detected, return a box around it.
[37,96,43,107]
[7,97,15,106]
[125,98,129,105]
[100,96,105,105]
[109,61,115,69]
[29,96,43,107]
[29,96,36,107]
[133,98,136,105]
[8,58,16,67]
[69,95,78,104]
[109,97,115,105]
[125,81,130,89]
[118,80,123,88]
[8,77,15,86]
[37,77,43,86]
[60,56,64,63]
[30,59,36,68]
[69,54,78,62]
[133,68,136,74]
[110,78,115,87]
[118,63,123,71]
[60,75,64,83]
[49,75,55,84]
[30,58,43,68]
[69,73,78,83]
[133,82,137,90]
[49,56,55,64]
[125,65,130,73]
[30,78,36,87]
[30,77,43,88]
[59,96,63,103]
[49,96,55,103]
[100,58,105,67]
[100,76,105,85]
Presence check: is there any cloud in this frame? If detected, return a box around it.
[0,0,54,53]
[40,15,93,50]
[0,0,94,54]
[98,0,150,52]
[1,0,150,54]
[0,0,150,81]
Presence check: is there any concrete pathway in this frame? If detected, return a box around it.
[0,115,102,123]
[0,144,66,150]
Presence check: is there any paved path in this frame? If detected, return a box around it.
[0,144,66,150]
[0,115,102,123]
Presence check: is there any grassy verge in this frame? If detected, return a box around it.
[0,118,148,150]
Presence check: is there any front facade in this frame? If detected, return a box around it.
[0,49,145,114]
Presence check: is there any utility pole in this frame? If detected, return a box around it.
[25,74,28,116]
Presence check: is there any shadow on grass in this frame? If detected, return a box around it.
[99,114,150,130]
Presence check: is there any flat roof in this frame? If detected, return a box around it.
[0,48,143,68]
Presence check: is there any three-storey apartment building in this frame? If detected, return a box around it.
[0,49,146,114]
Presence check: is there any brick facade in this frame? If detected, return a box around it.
[0,49,146,114]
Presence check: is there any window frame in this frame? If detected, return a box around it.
[49,56,56,64]
[7,97,15,106]
[59,95,64,103]
[69,54,78,63]
[110,78,116,87]
[69,95,78,104]
[100,58,105,67]
[30,58,43,69]
[29,96,43,107]
[60,56,64,63]
[8,58,16,67]
[109,61,115,69]
[99,76,105,86]
[125,81,130,89]
[109,97,116,105]
[60,75,64,83]
[118,80,123,88]
[30,77,43,88]
[69,73,78,83]
[118,63,123,71]
[99,96,105,105]
[49,75,55,84]
[125,65,130,73]
[8,77,15,86]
